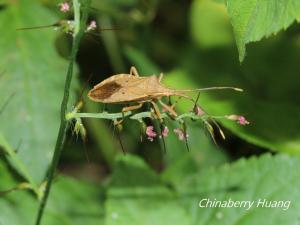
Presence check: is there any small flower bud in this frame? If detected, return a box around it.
[86,20,97,32]
[194,105,205,116]
[226,115,249,125]
[59,2,70,13]
[162,126,169,137]
[174,128,188,141]
[146,126,157,141]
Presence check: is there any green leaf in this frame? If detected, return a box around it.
[105,155,191,225]
[0,134,38,193]
[190,0,233,48]
[0,1,71,183]
[177,154,300,225]
[226,0,300,61]
[0,161,105,225]
[106,154,300,225]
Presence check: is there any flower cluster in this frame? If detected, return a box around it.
[144,114,249,142]
[57,3,97,35]
[145,126,189,142]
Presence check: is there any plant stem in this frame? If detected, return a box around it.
[34,1,91,224]
[66,111,227,123]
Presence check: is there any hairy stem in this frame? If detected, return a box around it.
[66,111,226,123]
[34,1,91,224]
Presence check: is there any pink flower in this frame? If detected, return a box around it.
[87,20,97,31]
[237,116,249,125]
[194,105,205,116]
[146,126,157,141]
[174,128,189,141]
[160,126,169,138]
[226,115,250,125]
[59,2,70,12]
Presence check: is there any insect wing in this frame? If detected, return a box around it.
[104,85,149,103]
[103,76,150,102]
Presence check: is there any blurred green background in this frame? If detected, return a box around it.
[1,0,300,224]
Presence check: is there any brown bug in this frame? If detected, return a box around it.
[88,66,242,120]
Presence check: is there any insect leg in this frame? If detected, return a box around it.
[130,66,140,77]
[168,96,183,112]
[115,103,144,126]
[192,92,201,112]
[158,73,164,82]
[121,102,143,112]
[102,103,108,112]
[150,101,163,122]
[158,100,177,118]
[113,120,126,154]
[168,96,172,105]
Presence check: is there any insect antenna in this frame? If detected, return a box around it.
[88,28,121,36]
[173,86,243,97]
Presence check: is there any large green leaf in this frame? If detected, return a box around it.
[177,154,300,225]
[0,1,70,183]
[0,161,105,225]
[226,0,300,61]
[105,155,190,225]
[105,154,300,225]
